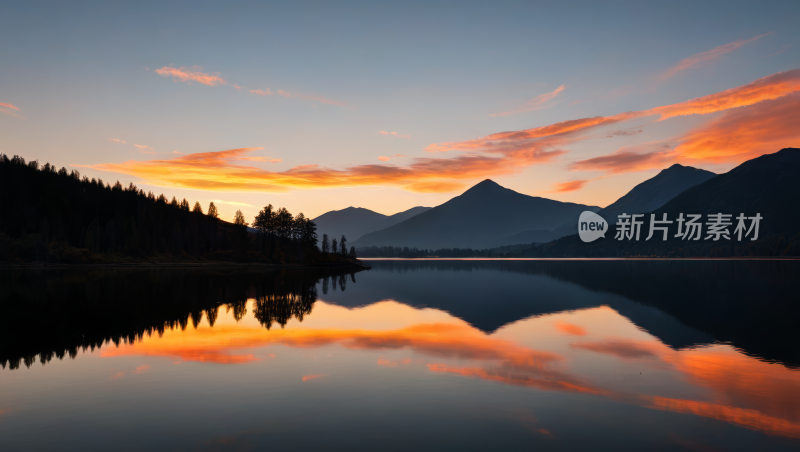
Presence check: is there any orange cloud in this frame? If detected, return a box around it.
[277,90,345,106]
[88,69,800,191]
[155,66,227,86]
[570,91,800,174]
[80,146,563,193]
[568,144,673,174]
[377,156,391,161]
[662,33,773,79]
[0,102,20,111]
[302,374,329,381]
[673,93,800,163]
[108,138,126,144]
[249,89,272,96]
[554,321,587,336]
[490,84,566,117]
[431,69,800,161]
[552,180,590,193]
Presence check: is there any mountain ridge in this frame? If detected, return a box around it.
[353,179,600,249]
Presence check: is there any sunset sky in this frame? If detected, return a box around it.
[2,1,799,221]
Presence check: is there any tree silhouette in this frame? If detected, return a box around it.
[170,196,179,208]
[293,213,306,242]
[321,234,330,253]
[253,204,274,235]
[340,235,347,255]
[207,202,220,219]
[192,202,203,214]
[180,198,190,211]
[349,246,357,259]
[233,209,247,226]
[302,218,318,248]
[331,238,338,255]
[275,207,293,240]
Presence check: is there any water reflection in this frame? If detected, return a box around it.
[0,267,361,369]
[1,261,799,449]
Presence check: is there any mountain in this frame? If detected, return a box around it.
[598,164,717,222]
[312,206,431,242]
[536,148,800,257]
[550,163,716,238]
[353,180,599,249]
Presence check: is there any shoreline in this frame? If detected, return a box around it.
[0,262,371,270]
[358,257,800,261]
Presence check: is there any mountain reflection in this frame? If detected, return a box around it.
[101,300,800,440]
[0,267,362,370]
[326,260,800,367]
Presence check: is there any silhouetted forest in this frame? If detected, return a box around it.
[0,154,361,266]
[0,267,364,370]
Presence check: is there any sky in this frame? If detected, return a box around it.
[1,0,799,222]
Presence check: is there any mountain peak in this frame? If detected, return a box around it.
[464,179,504,194]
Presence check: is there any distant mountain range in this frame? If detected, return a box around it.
[552,163,716,238]
[538,148,800,257]
[352,180,599,249]
[312,206,431,242]
[312,149,797,255]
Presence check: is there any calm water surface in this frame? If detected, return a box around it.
[1,261,799,450]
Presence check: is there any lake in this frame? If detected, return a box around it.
[1,260,799,450]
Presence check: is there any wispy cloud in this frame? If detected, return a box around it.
[569,144,672,174]
[662,33,774,79]
[378,156,391,161]
[490,84,566,117]
[108,138,127,144]
[155,66,227,86]
[552,179,591,193]
[378,131,410,138]
[571,90,800,174]
[766,44,791,58]
[154,65,345,107]
[0,102,24,119]
[212,199,254,207]
[87,69,800,192]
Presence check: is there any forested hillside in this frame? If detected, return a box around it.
[0,154,358,266]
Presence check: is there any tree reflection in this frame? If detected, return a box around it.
[0,267,363,370]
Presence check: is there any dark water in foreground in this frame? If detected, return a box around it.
[1,260,799,451]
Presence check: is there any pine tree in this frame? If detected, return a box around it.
[253,204,274,234]
[207,202,220,219]
[349,246,357,259]
[321,234,330,253]
[180,199,190,211]
[340,235,347,255]
[193,202,203,214]
[331,238,338,254]
[233,210,248,226]
[170,196,178,207]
